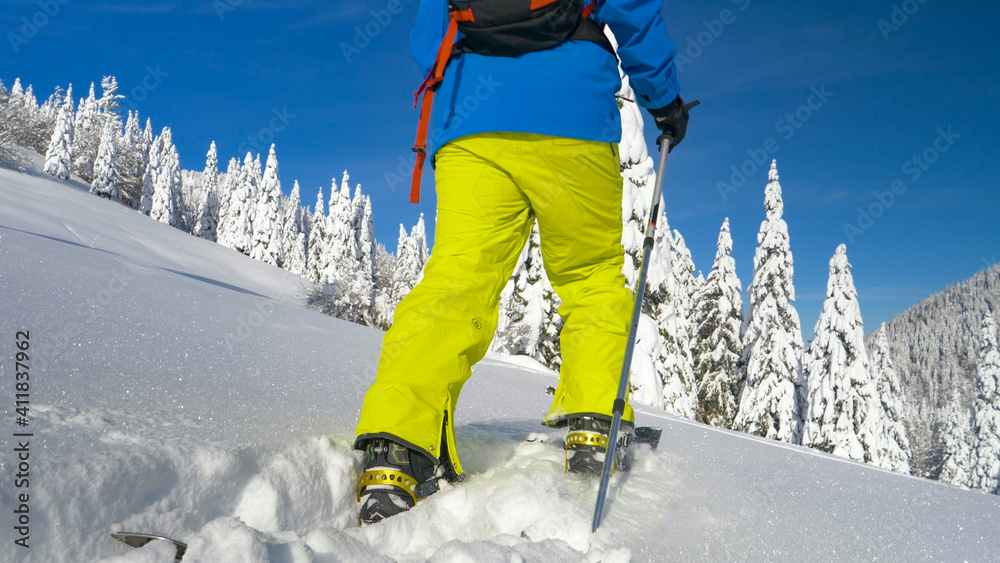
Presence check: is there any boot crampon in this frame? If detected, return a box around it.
[357,438,456,525]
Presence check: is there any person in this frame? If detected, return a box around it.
[354,0,690,524]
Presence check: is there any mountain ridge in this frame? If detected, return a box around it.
[866,263,1000,477]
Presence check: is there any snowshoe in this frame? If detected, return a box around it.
[111,532,187,561]
[564,416,633,476]
[357,438,443,525]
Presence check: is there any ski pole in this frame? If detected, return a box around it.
[591,133,673,533]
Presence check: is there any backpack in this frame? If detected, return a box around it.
[409,0,614,203]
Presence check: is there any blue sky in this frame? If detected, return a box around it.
[3,0,998,340]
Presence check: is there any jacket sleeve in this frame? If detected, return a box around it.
[410,0,449,77]
[595,0,680,110]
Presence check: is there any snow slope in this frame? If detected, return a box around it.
[2,162,999,562]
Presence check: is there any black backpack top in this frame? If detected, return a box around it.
[450,0,613,57]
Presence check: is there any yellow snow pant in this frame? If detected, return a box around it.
[355,133,635,474]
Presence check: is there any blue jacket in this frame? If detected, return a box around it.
[411,0,680,158]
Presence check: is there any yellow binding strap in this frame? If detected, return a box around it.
[565,431,609,450]
[357,469,420,505]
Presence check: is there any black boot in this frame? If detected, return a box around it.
[357,438,441,525]
[564,416,633,476]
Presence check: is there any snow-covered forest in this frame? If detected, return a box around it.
[2,71,997,496]
[0,75,423,330]
[872,265,1000,482]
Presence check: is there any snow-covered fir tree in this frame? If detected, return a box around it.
[629,314,667,409]
[89,119,118,199]
[97,76,124,118]
[372,244,397,329]
[308,174,386,325]
[22,85,41,137]
[249,145,284,266]
[617,77,656,292]
[802,245,884,463]
[21,85,41,141]
[160,128,184,228]
[337,178,373,321]
[8,78,22,102]
[636,213,677,409]
[140,120,154,207]
[304,186,329,284]
[672,231,699,312]
[43,85,74,180]
[494,222,563,370]
[216,157,240,238]
[387,216,429,321]
[146,134,171,223]
[390,222,416,293]
[71,78,124,174]
[1,84,19,158]
[5,81,23,129]
[622,191,694,415]
[131,119,154,210]
[35,87,66,150]
[148,128,181,227]
[177,170,202,229]
[38,84,62,118]
[321,173,356,286]
[354,193,379,322]
[142,118,154,148]
[21,84,36,107]
[904,399,940,480]
[970,311,1000,494]
[659,230,698,418]
[343,184,375,318]
[0,81,20,161]
[641,216,698,419]
[4,79,24,114]
[494,238,532,358]
[410,212,429,269]
[194,142,220,241]
[139,133,162,216]
[281,180,308,276]
[938,391,974,486]
[97,77,124,151]
[692,218,744,428]
[72,82,100,182]
[219,152,258,255]
[24,86,52,154]
[116,111,145,207]
[4,80,51,155]
[871,323,913,474]
[733,160,805,443]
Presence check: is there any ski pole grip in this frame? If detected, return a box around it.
[656,134,673,151]
[655,99,699,151]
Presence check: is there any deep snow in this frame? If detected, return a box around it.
[1,158,999,562]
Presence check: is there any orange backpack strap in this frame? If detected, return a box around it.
[410,13,463,204]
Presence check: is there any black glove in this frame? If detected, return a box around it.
[648,96,698,151]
